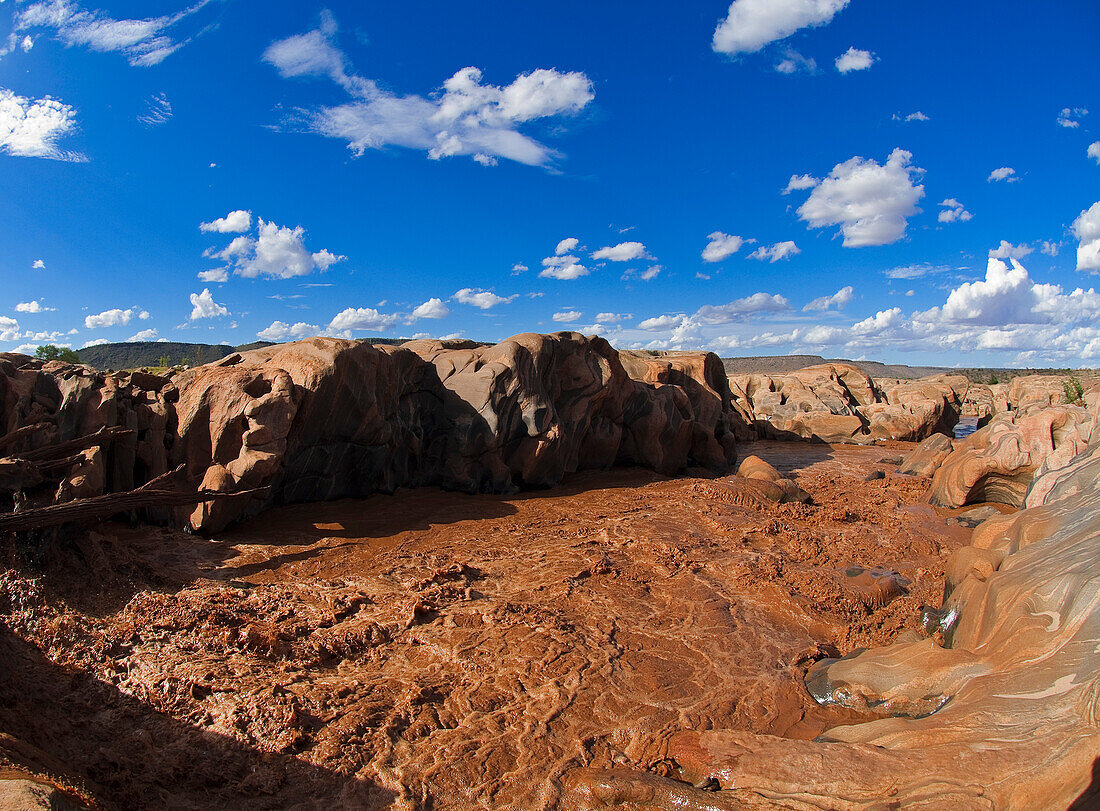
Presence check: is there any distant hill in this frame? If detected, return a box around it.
[721,355,1085,383]
[77,342,240,370]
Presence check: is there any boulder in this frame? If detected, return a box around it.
[735,455,811,503]
[897,433,954,477]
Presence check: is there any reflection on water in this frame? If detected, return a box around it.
[954,417,979,439]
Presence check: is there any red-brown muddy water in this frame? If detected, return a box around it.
[0,441,976,809]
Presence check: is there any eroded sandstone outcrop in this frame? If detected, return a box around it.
[927,405,1096,507]
[897,432,954,477]
[1,334,745,533]
[729,363,965,444]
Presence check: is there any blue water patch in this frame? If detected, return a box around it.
[954,417,979,439]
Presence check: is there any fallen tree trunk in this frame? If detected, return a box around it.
[0,465,266,532]
[0,422,51,453]
[16,426,133,463]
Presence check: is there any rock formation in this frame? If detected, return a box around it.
[1,333,746,533]
[896,432,954,477]
[729,363,965,444]
[928,404,1096,508]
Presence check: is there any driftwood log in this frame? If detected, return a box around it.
[0,465,265,533]
[16,426,132,463]
[0,422,51,453]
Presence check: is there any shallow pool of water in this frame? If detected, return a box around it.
[954,417,979,439]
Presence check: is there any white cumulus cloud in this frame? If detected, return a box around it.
[410,297,450,320]
[591,241,649,262]
[835,47,874,73]
[15,300,55,313]
[32,259,46,269]
[85,307,137,329]
[795,148,924,247]
[1089,142,1100,165]
[0,87,84,161]
[257,321,318,341]
[750,241,800,262]
[263,15,593,168]
[782,174,818,194]
[200,209,251,233]
[712,0,849,56]
[988,166,1018,183]
[893,111,929,123]
[204,218,345,279]
[453,288,517,309]
[702,232,745,262]
[989,240,1033,260]
[552,310,582,323]
[0,316,20,342]
[1073,201,1100,273]
[327,307,398,335]
[189,288,229,320]
[696,292,791,323]
[938,198,973,224]
[198,268,229,283]
[555,237,580,255]
[803,285,853,311]
[127,328,158,342]
[540,254,589,280]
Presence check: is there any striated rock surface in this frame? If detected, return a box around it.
[566,433,1100,809]
[897,433,954,477]
[2,334,744,532]
[729,363,964,444]
[928,405,1095,507]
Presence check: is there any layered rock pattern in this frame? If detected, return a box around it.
[1,334,745,532]
[729,363,965,443]
[927,406,1096,507]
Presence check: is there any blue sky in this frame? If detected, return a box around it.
[2,0,1099,366]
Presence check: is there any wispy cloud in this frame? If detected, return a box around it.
[263,12,593,167]
[16,0,215,67]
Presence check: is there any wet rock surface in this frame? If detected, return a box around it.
[566,439,1100,810]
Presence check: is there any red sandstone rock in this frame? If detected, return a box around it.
[731,363,964,443]
[928,406,1094,507]
[897,433,954,477]
[566,434,1100,809]
[2,335,748,533]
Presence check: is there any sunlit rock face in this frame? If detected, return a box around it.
[928,405,1095,508]
[3,335,746,533]
[565,436,1100,809]
[169,333,744,531]
[729,364,965,444]
[897,432,954,477]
